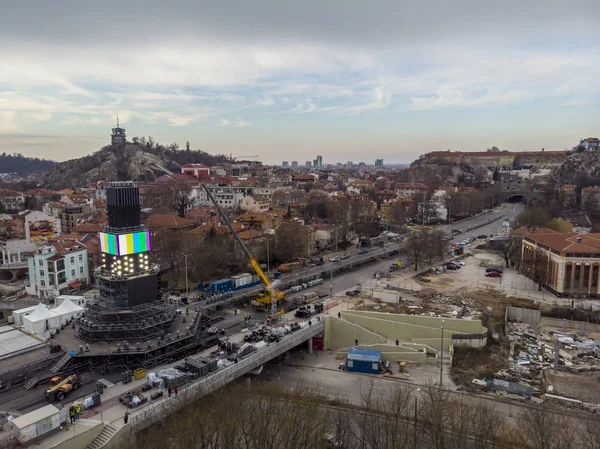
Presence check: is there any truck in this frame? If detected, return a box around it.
[46,375,82,402]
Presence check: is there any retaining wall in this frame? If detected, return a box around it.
[506,306,541,326]
[324,317,386,350]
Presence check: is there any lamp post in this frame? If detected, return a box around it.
[177,252,191,297]
[439,320,445,387]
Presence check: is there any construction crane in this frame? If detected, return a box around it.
[46,374,81,401]
[201,185,285,318]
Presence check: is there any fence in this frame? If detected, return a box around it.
[129,320,325,432]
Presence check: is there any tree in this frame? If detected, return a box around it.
[521,247,551,291]
[486,146,501,152]
[517,207,552,228]
[500,235,521,268]
[405,229,430,271]
[546,218,573,233]
[273,222,310,262]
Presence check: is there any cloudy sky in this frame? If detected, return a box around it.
[1,0,599,164]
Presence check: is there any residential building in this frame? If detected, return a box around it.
[144,214,196,231]
[555,184,577,208]
[235,212,281,231]
[291,161,298,170]
[375,159,384,167]
[380,197,415,224]
[282,161,289,168]
[580,137,600,151]
[181,163,211,179]
[240,196,270,213]
[94,181,109,199]
[211,190,245,209]
[0,189,25,212]
[395,182,429,199]
[520,229,600,297]
[25,239,89,299]
[305,161,312,168]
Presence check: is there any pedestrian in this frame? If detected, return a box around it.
[75,403,81,421]
[308,320,312,326]
[168,387,172,397]
[396,339,399,346]
[174,386,178,395]
[337,311,341,319]
[355,338,358,346]
[123,412,129,425]
[69,405,75,423]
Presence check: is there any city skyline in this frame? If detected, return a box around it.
[0,0,599,164]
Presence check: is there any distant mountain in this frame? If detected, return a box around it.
[42,142,229,189]
[0,153,55,176]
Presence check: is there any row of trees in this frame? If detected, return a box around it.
[129,380,600,449]
[404,229,449,270]
[152,220,315,287]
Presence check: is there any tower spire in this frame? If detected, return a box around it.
[117,115,119,128]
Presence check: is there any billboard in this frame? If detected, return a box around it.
[29,219,58,243]
[100,230,151,256]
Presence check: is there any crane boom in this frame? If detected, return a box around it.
[201,184,284,315]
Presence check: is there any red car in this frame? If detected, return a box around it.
[485,271,502,278]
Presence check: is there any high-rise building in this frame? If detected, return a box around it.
[347,161,354,167]
[375,159,384,167]
[282,161,289,168]
[305,161,312,168]
[316,155,323,167]
[78,181,175,342]
[291,161,298,169]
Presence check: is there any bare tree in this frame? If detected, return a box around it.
[405,229,429,271]
[273,222,310,262]
[521,247,551,291]
[500,235,521,268]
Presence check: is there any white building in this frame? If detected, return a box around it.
[240,196,269,213]
[211,190,245,209]
[25,240,89,299]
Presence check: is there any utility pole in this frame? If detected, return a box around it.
[266,237,270,279]
[439,320,445,387]
[178,252,190,297]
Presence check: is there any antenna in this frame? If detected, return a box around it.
[117,115,120,128]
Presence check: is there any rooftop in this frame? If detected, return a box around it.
[347,347,381,363]
[525,230,600,254]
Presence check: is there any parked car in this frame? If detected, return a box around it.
[485,271,502,278]
[445,261,461,268]
[486,267,503,273]
[477,234,488,239]
[329,257,339,262]
[455,261,465,266]
[445,264,458,270]
[358,249,369,255]
[340,254,350,260]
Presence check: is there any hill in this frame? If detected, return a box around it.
[0,153,55,176]
[42,142,229,189]
[554,151,600,185]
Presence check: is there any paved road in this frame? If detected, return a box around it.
[447,203,524,245]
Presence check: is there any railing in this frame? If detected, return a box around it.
[129,320,325,432]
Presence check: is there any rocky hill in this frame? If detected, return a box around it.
[42,143,227,189]
[553,151,600,185]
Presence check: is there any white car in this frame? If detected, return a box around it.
[455,261,465,266]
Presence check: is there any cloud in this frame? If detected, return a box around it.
[235,117,249,127]
[256,96,275,106]
[0,111,17,132]
[324,88,391,115]
[564,99,593,107]
[217,119,231,127]
[285,100,317,113]
[217,117,250,127]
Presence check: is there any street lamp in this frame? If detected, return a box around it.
[177,251,191,297]
[439,320,445,387]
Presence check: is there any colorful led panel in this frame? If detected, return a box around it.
[100,231,151,256]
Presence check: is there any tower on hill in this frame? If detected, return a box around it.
[111,117,127,146]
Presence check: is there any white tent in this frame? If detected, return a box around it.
[52,298,83,323]
[22,304,60,334]
[12,305,39,326]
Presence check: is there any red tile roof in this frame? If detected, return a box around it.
[525,230,600,254]
[144,214,196,229]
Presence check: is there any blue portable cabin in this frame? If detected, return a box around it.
[209,279,233,294]
[346,348,381,374]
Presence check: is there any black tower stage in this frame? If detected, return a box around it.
[77,181,176,342]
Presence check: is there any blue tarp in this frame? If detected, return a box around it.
[347,348,381,363]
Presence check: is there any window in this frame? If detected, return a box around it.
[38,260,43,267]
[79,254,83,261]
[70,257,75,264]
[80,267,84,274]
[39,270,44,277]
[71,269,75,277]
